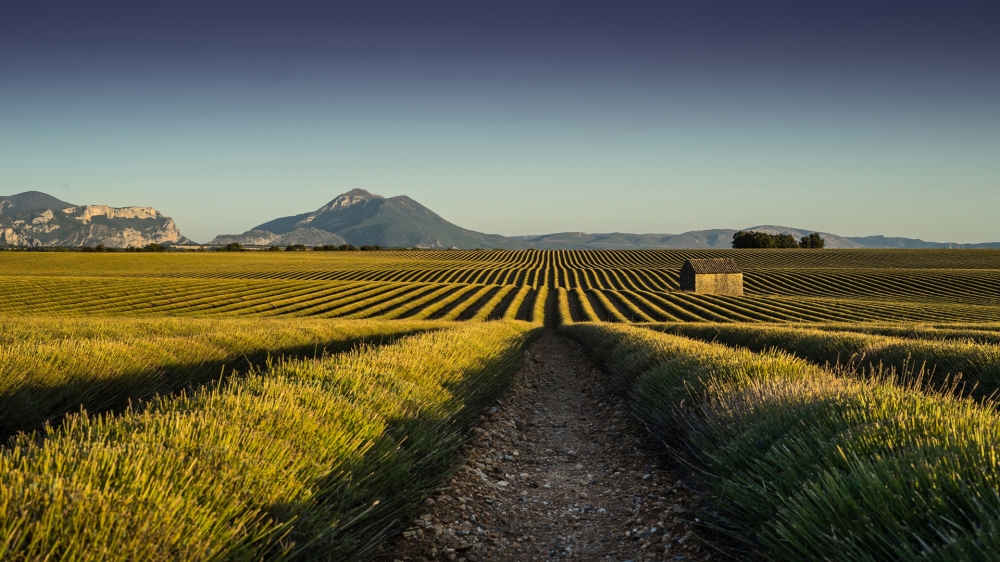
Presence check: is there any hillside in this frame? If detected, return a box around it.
[514,227,863,249]
[212,189,518,249]
[214,190,998,249]
[0,191,74,216]
[0,192,191,248]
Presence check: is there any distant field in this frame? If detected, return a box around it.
[3,249,1000,323]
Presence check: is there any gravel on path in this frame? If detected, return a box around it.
[376,330,718,562]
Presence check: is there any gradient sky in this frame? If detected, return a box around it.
[2,1,998,243]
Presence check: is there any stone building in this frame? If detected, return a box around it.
[679,258,743,296]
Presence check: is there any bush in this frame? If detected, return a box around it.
[313,244,361,252]
[285,244,308,252]
[217,243,244,252]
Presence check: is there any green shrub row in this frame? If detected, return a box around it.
[0,317,442,441]
[650,322,1000,398]
[805,322,1000,345]
[0,321,538,560]
[562,323,1000,561]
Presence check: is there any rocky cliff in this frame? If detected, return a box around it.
[0,193,191,248]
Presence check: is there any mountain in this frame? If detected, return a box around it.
[510,226,864,249]
[844,235,1000,249]
[0,191,73,216]
[212,189,517,249]
[0,192,191,248]
[742,225,865,249]
[211,228,348,248]
[212,190,999,250]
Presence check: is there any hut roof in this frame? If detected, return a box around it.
[683,258,742,274]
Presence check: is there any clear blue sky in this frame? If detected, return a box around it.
[2,1,998,243]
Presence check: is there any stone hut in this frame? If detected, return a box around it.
[679,259,743,296]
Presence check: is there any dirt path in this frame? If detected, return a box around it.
[376,331,716,562]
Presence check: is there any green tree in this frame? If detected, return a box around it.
[774,234,798,248]
[799,233,826,249]
[732,231,775,248]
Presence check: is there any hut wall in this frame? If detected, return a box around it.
[694,273,744,296]
[679,267,697,292]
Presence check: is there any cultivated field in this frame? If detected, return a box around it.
[3,249,1000,560]
[3,249,1000,323]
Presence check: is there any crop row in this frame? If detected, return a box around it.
[128,265,1000,307]
[5,276,1000,324]
[0,317,441,441]
[650,322,1000,399]
[747,268,1000,305]
[2,250,1000,275]
[563,323,1000,561]
[552,287,1000,324]
[6,249,1000,280]
[807,322,1000,344]
[0,321,539,561]
[0,277,542,322]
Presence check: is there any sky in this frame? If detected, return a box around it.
[1,1,998,243]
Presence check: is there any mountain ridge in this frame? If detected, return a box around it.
[0,191,191,248]
[212,190,1000,249]
[5,190,996,249]
[212,189,515,248]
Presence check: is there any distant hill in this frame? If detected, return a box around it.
[212,190,999,250]
[512,227,864,249]
[212,189,517,249]
[0,191,191,248]
[0,191,74,216]
[844,235,1000,249]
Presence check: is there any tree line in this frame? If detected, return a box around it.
[732,231,825,249]
[217,243,387,252]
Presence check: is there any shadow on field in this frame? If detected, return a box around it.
[0,333,426,444]
[257,328,542,560]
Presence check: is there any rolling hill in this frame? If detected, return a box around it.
[211,189,517,248]
[212,189,1000,249]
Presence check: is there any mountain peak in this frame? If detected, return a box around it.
[342,188,382,198]
[305,189,384,220]
[0,191,75,216]
[325,188,382,206]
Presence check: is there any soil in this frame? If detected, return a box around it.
[375,330,720,562]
